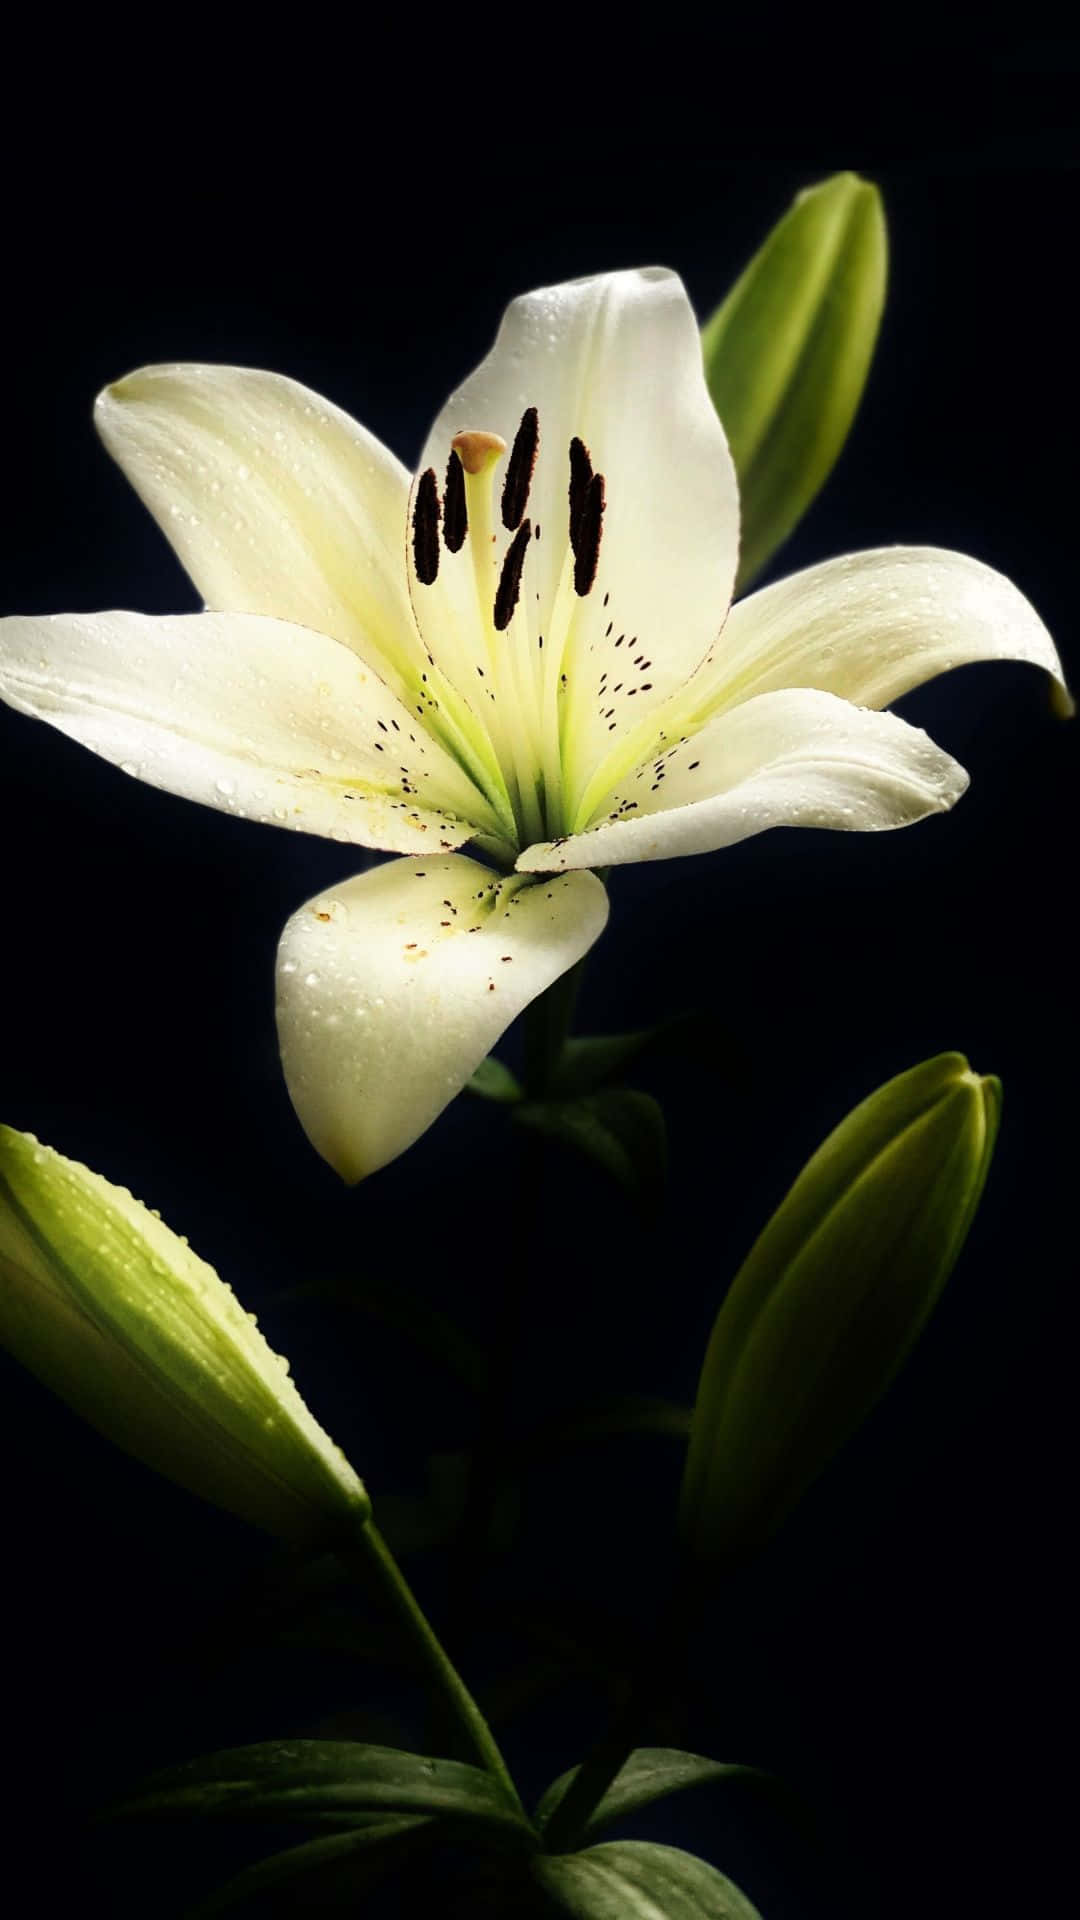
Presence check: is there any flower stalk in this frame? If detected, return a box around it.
[342,1520,526,1818]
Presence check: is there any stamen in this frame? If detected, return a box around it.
[573,473,605,596]
[501,406,539,529]
[412,468,441,585]
[493,519,532,631]
[443,451,467,552]
[568,436,593,550]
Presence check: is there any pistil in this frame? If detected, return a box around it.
[449,432,545,847]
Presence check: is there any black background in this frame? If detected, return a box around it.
[1,30,1075,1920]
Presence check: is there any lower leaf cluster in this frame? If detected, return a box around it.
[109,1740,767,1917]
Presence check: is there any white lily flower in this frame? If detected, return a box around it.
[0,270,1066,1179]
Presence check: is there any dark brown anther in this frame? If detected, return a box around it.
[573,472,605,596]
[501,406,539,529]
[568,436,594,552]
[412,468,441,584]
[443,451,467,552]
[493,519,532,630]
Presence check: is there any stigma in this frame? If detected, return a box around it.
[451,430,507,474]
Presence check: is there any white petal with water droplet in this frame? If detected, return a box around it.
[276,855,608,1181]
[517,688,968,868]
[689,545,1069,717]
[0,608,504,850]
[95,363,423,697]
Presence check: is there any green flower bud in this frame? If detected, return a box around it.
[0,1126,369,1544]
[703,171,887,593]
[679,1055,1000,1567]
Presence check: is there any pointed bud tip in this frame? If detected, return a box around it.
[94,375,135,412]
[796,169,880,210]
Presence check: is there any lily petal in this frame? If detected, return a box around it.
[416,269,740,820]
[276,857,609,1181]
[690,545,1069,718]
[516,688,967,869]
[0,609,502,851]
[95,365,424,697]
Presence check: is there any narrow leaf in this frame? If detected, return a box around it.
[518,1397,692,1466]
[109,1740,534,1843]
[535,1748,766,1842]
[467,1056,524,1103]
[551,1013,746,1099]
[272,1273,488,1394]
[188,1817,435,1915]
[513,1091,666,1218]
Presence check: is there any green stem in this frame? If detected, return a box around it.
[342,1521,525,1817]
[523,956,586,1096]
[520,869,610,1097]
[542,1561,702,1853]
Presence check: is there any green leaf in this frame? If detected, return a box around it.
[109,1740,535,1845]
[376,1448,472,1554]
[378,1446,519,1557]
[513,1090,666,1218]
[550,1013,747,1100]
[467,1055,525,1103]
[679,1054,1001,1567]
[703,171,887,592]
[535,1749,767,1843]
[518,1396,692,1466]
[533,1841,763,1919]
[549,1032,660,1097]
[272,1273,488,1395]
[188,1817,436,1915]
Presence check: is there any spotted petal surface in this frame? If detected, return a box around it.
[0,609,500,851]
[276,856,609,1181]
[416,268,740,827]
[518,689,967,869]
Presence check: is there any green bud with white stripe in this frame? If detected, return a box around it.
[679,1054,1000,1567]
[0,1125,369,1543]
